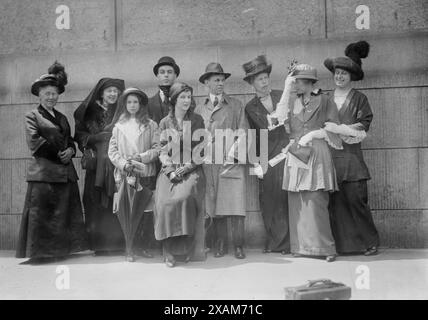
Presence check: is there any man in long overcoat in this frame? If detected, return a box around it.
[194,62,249,259]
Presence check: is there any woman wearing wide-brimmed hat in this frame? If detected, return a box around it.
[16,62,88,264]
[154,82,206,268]
[324,41,379,256]
[108,88,160,262]
[74,77,128,256]
[242,55,291,255]
[273,63,363,262]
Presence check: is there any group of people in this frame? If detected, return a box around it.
[16,40,380,267]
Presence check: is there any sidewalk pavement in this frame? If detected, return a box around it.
[0,249,427,300]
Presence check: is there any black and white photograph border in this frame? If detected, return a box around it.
[0,0,427,302]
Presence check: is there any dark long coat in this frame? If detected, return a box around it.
[327,89,380,253]
[73,79,126,252]
[245,90,290,252]
[16,105,87,258]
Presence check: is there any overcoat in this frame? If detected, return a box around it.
[26,105,78,182]
[245,90,290,252]
[194,94,249,217]
[16,105,87,258]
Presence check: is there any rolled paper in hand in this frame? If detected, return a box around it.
[268,152,287,167]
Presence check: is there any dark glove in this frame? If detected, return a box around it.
[39,127,65,150]
[34,142,61,162]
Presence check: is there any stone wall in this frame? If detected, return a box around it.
[0,0,427,249]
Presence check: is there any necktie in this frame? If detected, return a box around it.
[213,96,219,107]
[159,85,171,103]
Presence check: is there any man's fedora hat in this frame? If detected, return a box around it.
[199,62,231,84]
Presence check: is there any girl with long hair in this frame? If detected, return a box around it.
[108,88,160,262]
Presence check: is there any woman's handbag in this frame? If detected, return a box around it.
[81,148,97,170]
[288,142,313,164]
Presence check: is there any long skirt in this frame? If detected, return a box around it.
[16,181,88,259]
[329,180,380,253]
[154,167,205,257]
[260,160,290,252]
[83,170,124,252]
[288,190,336,256]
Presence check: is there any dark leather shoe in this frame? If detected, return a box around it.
[214,240,225,258]
[326,254,336,262]
[364,246,378,256]
[214,251,225,258]
[165,258,176,268]
[138,249,154,258]
[235,246,246,259]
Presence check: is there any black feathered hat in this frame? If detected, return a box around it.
[324,41,370,81]
[31,61,68,96]
[242,55,272,83]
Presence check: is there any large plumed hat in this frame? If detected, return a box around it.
[242,55,272,83]
[324,40,370,81]
[199,62,231,84]
[153,56,180,77]
[31,61,68,96]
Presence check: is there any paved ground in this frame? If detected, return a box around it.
[0,249,427,300]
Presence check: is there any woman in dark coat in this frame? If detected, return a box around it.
[324,41,380,255]
[154,82,206,268]
[73,78,126,255]
[16,62,88,264]
[242,55,290,255]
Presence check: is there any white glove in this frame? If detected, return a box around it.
[252,163,264,179]
[298,132,313,146]
[284,74,296,88]
[324,122,360,137]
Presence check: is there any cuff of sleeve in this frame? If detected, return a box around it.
[164,166,175,176]
[118,159,128,171]
[325,130,343,150]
